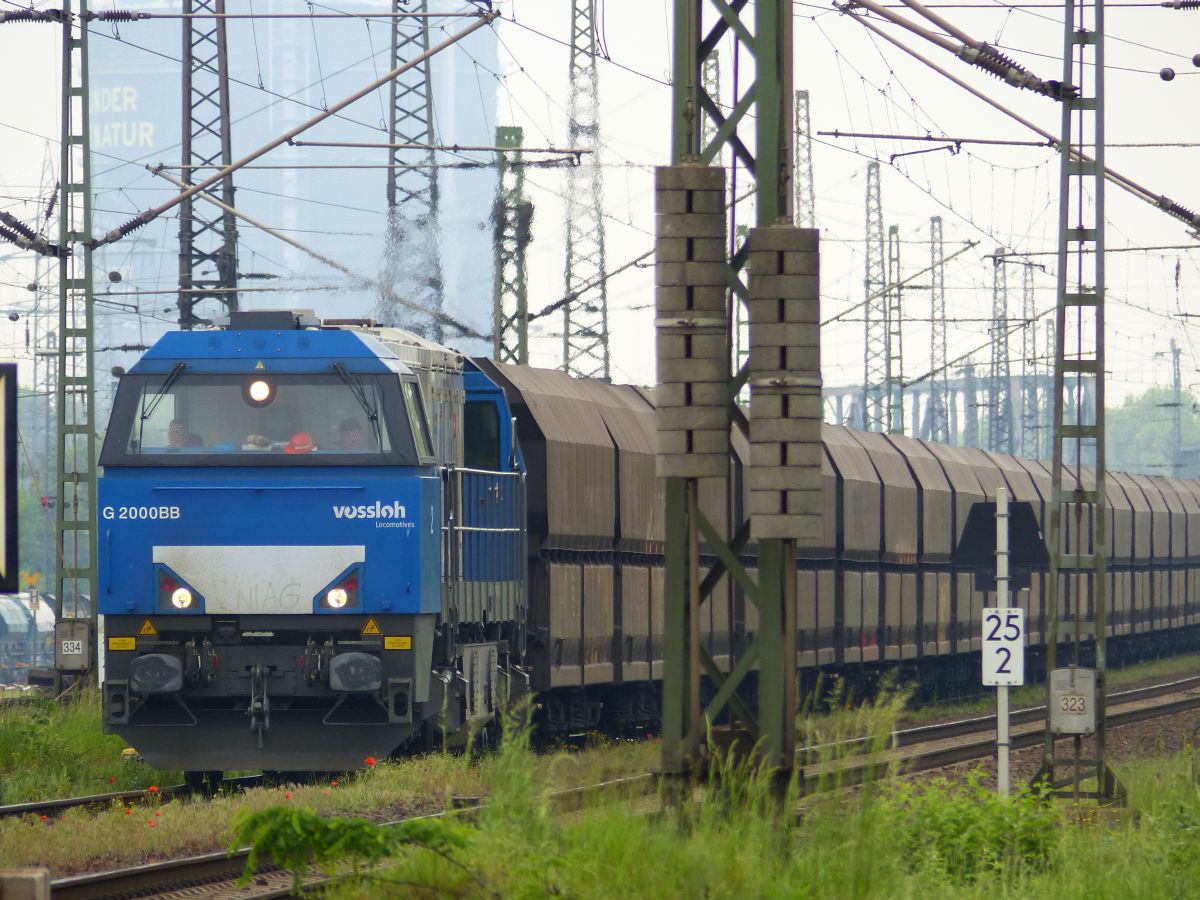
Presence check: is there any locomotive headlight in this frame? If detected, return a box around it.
[158,567,203,612]
[248,379,271,403]
[316,568,360,611]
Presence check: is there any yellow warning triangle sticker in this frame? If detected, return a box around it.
[255,360,265,370]
[138,619,157,636]
[361,617,382,636]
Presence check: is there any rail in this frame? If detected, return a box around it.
[799,676,1200,790]
[49,774,657,899]
[0,775,264,821]
[799,673,1200,763]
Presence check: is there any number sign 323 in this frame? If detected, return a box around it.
[982,607,1025,687]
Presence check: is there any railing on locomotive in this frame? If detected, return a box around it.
[440,467,527,626]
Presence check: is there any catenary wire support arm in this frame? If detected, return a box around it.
[290,140,589,156]
[834,4,1200,233]
[87,8,498,249]
[0,6,480,20]
[148,166,488,340]
[844,0,1073,97]
[822,239,977,325]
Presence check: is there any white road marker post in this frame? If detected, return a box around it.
[995,487,1010,797]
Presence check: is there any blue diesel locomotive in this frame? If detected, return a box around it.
[99,310,528,774]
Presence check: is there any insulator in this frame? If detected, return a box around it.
[85,10,149,20]
[1162,0,1200,9]
[1159,196,1200,227]
[91,209,154,248]
[0,225,61,257]
[0,8,64,23]
[971,45,1027,83]
[977,43,1025,75]
[0,211,37,241]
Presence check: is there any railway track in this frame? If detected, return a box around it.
[38,676,1200,898]
[798,674,1200,790]
[800,673,1200,763]
[49,776,659,899]
[0,775,265,822]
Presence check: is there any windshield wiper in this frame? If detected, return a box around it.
[333,363,383,450]
[138,362,186,451]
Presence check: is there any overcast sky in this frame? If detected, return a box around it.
[1,0,1198,414]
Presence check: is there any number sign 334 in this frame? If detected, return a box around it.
[982,607,1025,687]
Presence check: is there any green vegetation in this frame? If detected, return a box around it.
[0,690,178,803]
[0,717,656,876]
[236,723,1200,900]
[1107,385,1200,476]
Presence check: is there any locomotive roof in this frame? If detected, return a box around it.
[129,327,413,376]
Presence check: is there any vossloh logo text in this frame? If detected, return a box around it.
[332,500,407,520]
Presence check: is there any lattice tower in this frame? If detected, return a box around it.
[178,0,238,328]
[380,0,444,340]
[863,162,887,430]
[989,250,1012,452]
[562,0,610,380]
[492,126,532,364]
[928,216,950,442]
[885,224,904,433]
[793,90,816,229]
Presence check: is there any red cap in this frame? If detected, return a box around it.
[284,433,316,454]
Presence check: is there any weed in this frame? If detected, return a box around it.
[0,690,177,803]
[882,769,1062,885]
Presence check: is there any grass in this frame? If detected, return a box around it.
[0,690,179,804]
[0,720,657,876]
[7,653,1200,889]
[247,713,1200,900]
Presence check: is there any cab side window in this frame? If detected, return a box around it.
[464,401,501,470]
[402,380,434,461]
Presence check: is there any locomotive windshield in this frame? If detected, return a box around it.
[100,371,428,467]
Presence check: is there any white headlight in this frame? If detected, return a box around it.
[326,587,349,609]
[171,587,193,609]
[248,379,271,402]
